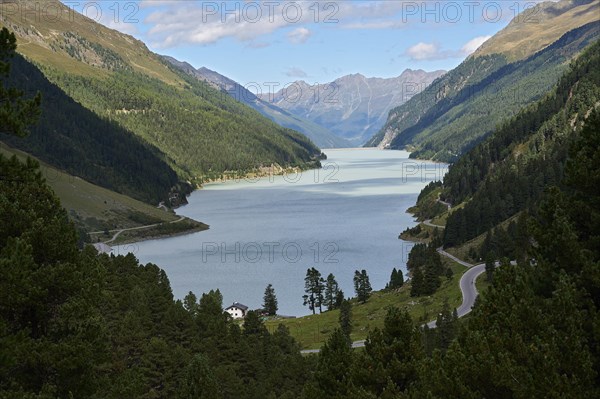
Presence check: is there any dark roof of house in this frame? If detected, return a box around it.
[225,302,248,311]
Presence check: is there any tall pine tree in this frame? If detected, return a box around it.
[263,284,278,316]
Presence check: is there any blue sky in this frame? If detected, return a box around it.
[65,1,551,86]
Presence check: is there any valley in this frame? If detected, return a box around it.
[264,70,446,146]
[115,149,448,316]
[1,0,600,398]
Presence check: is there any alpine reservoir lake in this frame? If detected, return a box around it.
[115,149,447,316]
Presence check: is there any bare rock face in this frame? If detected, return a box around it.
[260,70,446,146]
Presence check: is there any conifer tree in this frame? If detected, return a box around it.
[315,328,353,397]
[323,273,340,310]
[354,270,372,303]
[263,284,278,316]
[178,354,222,399]
[339,299,352,341]
[303,267,325,314]
[410,268,424,297]
[387,268,404,290]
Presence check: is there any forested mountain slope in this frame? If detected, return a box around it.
[2,21,599,397]
[0,0,323,186]
[367,0,600,162]
[0,55,180,205]
[3,112,599,398]
[162,56,351,149]
[441,39,600,249]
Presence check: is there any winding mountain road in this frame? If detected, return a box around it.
[423,219,445,229]
[425,258,485,328]
[300,248,485,353]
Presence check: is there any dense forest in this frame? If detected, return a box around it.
[0,55,182,205]
[2,3,325,197]
[368,21,599,162]
[442,38,600,248]
[406,242,447,297]
[3,120,599,397]
[2,21,600,399]
[36,48,323,184]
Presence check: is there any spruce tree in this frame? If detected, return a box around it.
[315,328,353,397]
[339,299,352,341]
[263,284,278,316]
[410,268,424,297]
[354,270,372,303]
[178,354,222,399]
[183,291,198,316]
[303,267,325,314]
[243,310,268,337]
[323,273,340,310]
[335,289,345,309]
[435,300,456,351]
[389,268,404,289]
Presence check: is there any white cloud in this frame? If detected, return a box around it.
[135,1,508,49]
[342,20,407,30]
[144,2,290,48]
[405,35,494,61]
[286,67,308,78]
[137,1,418,48]
[406,42,440,61]
[461,36,491,55]
[287,27,312,44]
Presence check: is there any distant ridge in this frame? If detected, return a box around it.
[161,56,351,149]
[261,69,446,146]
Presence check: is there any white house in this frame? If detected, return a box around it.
[225,302,248,319]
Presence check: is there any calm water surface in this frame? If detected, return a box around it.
[116,149,447,316]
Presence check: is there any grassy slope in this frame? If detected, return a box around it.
[6,1,182,84]
[0,143,207,241]
[266,259,465,350]
[401,22,600,161]
[368,0,599,156]
[475,0,600,61]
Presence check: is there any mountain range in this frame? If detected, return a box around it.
[367,0,600,162]
[161,56,351,148]
[262,70,446,146]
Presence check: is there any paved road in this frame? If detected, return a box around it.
[90,216,186,244]
[423,219,445,229]
[438,198,452,210]
[425,261,485,328]
[437,248,474,268]
[422,195,450,229]
[300,248,485,354]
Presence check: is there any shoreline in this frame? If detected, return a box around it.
[110,148,447,248]
[89,217,209,247]
[194,159,323,188]
[103,161,325,246]
[108,222,209,247]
